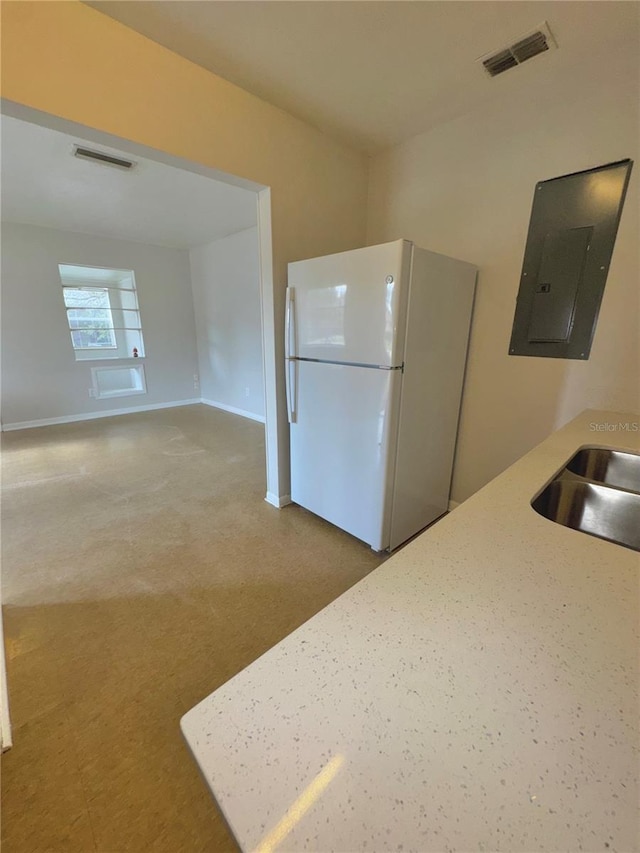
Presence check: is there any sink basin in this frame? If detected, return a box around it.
[565,447,640,494]
[532,479,640,551]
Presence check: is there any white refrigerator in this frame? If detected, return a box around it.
[286,239,476,551]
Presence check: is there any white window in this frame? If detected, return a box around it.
[58,264,145,362]
[63,287,117,350]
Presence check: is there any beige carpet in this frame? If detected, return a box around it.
[1,404,384,852]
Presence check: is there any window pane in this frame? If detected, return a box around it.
[67,308,114,330]
[64,287,116,349]
[71,329,117,349]
[63,287,111,309]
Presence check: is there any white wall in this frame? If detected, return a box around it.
[1,222,199,426]
[190,227,264,420]
[367,42,639,504]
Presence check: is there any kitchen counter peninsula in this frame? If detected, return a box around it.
[181,409,639,853]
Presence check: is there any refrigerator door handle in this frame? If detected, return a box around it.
[285,287,296,361]
[285,287,297,423]
[286,358,297,424]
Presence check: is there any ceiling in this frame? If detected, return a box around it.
[0,116,257,248]
[87,1,639,152]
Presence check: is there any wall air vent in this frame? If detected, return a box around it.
[479,21,556,78]
[73,146,136,170]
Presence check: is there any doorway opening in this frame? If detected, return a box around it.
[0,101,280,502]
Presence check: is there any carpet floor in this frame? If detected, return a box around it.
[1,404,383,852]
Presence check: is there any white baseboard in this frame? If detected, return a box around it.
[1,397,269,432]
[201,398,266,424]
[1,399,201,431]
[265,492,292,508]
[448,499,461,511]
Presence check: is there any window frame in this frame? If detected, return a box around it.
[58,264,146,362]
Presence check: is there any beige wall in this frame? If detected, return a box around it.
[368,41,639,503]
[0,1,368,499]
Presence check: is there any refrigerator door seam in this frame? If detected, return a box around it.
[290,357,404,371]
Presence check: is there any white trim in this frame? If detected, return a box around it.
[0,607,11,752]
[200,398,266,424]
[448,499,461,512]
[265,492,292,508]
[1,397,270,431]
[1,399,201,431]
[256,188,280,501]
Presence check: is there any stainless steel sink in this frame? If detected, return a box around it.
[565,447,640,493]
[532,479,640,551]
[532,445,640,551]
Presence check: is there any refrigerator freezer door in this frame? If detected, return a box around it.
[290,361,402,550]
[288,240,411,367]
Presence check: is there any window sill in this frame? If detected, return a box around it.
[95,389,147,400]
[75,356,146,363]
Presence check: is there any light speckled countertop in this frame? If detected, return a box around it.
[181,410,639,853]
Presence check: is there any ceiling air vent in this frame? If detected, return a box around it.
[73,145,136,171]
[479,21,556,78]
[483,49,518,77]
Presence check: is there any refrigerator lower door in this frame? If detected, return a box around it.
[290,361,402,551]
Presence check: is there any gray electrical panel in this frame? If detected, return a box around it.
[509,159,632,359]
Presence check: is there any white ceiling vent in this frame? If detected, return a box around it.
[73,145,136,171]
[478,22,557,78]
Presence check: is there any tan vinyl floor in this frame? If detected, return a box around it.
[1,404,384,852]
